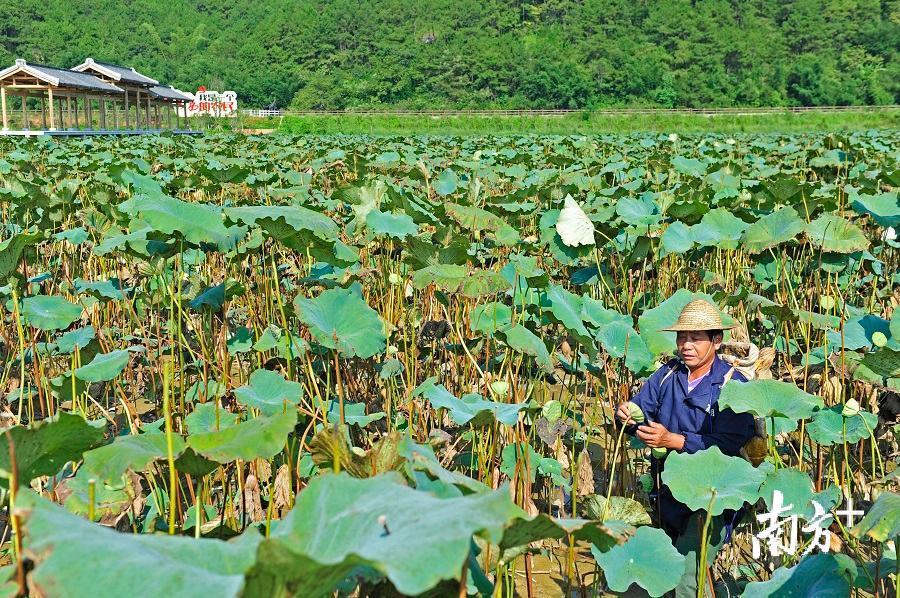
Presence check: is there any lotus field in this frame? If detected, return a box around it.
[0,131,898,597]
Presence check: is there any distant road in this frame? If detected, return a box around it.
[242,105,899,118]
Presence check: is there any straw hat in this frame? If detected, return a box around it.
[660,299,735,332]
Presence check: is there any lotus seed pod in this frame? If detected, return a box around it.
[841,398,860,418]
[627,402,645,424]
[490,380,510,397]
[872,332,887,348]
[651,447,667,460]
[743,436,768,466]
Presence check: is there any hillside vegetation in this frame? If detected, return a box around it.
[1,0,897,109]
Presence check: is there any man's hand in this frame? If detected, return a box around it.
[636,421,685,450]
[616,403,635,425]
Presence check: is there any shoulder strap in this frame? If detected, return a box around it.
[659,362,679,387]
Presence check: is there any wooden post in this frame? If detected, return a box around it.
[1,87,7,130]
[124,89,130,128]
[21,94,28,130]
[47,88,55,131]
[146,95,151,129]
[40,96,47,129]
[167,103,172,129]
[135,89,140,128]
[100,98,107,130]
[86,96,93,130]
[113,99,118,129]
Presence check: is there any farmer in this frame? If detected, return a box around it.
[615,299,755,596]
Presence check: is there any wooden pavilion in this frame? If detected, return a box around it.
[0,58,196,135]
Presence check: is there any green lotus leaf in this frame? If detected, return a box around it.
[500,515,626,559]
[593,526,686,597]
[741,553,857,598]
[542,284,590,339]
[62,466,140,521]
[741,206,806,253]
[806,405,878,446]
[0,412,105,484]
[593,321,655,374]
[294,286,386,359]
[225,205,339,242]
[581,297,631,329]
[74,349,130,382]
[21,295,83,331]
[323,400,386,428]
[82,433,186,484]
[616,195,661,228]
[757,468,841,525]
[671,155,706,178]
[120,194,243,251]
[184,402,239,434]
[827,314,891,350]
[187,412,297,463]
[18,491,261,598]
[56,326,96,354]
[74,278,127,301]
[498,324,554,372]
[690,207,748,249]
[234,369,304,416]
[248,472,520,596]
[226,327,253,355]
[719,379,823,420]
[434,168,459,196]
[365,210,418,240]
[445,203,519,246]
[860,348,900,379]
[850,492,900,542]
[850,191,899,228]
[469,302,513,334]
[661,446,766,514]
[660,221,695,254]
[805,213,868,253]
[0,231,42,279]
[411,264,510,298]
[637,289,728,356]
[413,379,525,426]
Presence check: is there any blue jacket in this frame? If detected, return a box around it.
[626,353,755,539]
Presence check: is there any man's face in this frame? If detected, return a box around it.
[675,330,721,369]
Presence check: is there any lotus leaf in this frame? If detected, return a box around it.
[74,349,130,382]
[806,213,868,253]
[234,369,304,416]
[718,379,823,421]
[740,206,806,253]
[0,412,104,483]
[661,446,765,514]
[806,405,878,446]
[741,553,857,598]
[498,324,554,372]
[850,492,900,542]
[18,491,261,598]
[187,412,297,463]
[248,472,520,596]
[21,295,82,331]
[593,525,686,597]
[413,379,525,426]
[82,433,186,484]
[294,286,386,358]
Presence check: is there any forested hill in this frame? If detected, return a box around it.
[1,0,897,109]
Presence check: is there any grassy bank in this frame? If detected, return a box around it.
[235,109,900,135]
